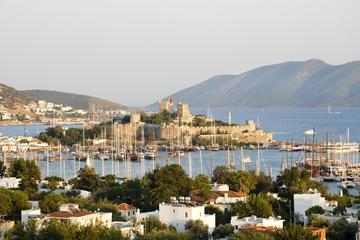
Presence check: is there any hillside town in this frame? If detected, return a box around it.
[0,97,128,125]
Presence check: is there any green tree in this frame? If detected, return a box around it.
[205,205,231,226]
[0,160,6,177]
[70,166,103,192]
[308,214,328,228]
[305,205,325,217]
[193,174,211,203]
[327,218,357,240]
[233,194,273,218]
[39,194,65,214]
[253,172,274,194]
[0,187,29,220]
[229,231,275,240]
[44,176,65,191]
[276,224,319,240]
[8,158,41,191]
[8,220,38,240]
[333,206,346,215]
[0,188,13,216]
[212,166,229,184]
[138,229,191,240]
[185,219,209,240]
[226,171,256,194]
[8,219,129,240]
[38,219,78,240]
[212,224,234,239]
[143,216,167,233]
[10,190,29,219]
[143,164,193,211]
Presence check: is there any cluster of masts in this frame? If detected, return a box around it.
[280,128,360,189]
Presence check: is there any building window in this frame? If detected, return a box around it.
[185,212,188,218]
[128,212,130,216]
[133,210,135,215]
[173,209,175,213]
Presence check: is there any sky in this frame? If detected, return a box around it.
[0,0,359,107]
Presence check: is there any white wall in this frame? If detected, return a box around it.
[294,193,326,223]
[21,209,41,224]
[159,203,215,233]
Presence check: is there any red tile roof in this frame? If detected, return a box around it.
[191,190,247,203]
[116,203,136,211]
[47,210,94,218]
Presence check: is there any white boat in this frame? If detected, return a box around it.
[145,150,156,159]
[339,181,356,189]
[242,156,252,164]
[325,142,359,153]
[209,144,220,151]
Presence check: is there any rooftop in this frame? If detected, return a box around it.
[47,210,95,219]
[116,203,136,211]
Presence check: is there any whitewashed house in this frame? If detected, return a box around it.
[0,177,21,189]
[294,189,328,224]
[116,203,137,221]
[231,215,284,232]
[46,204,112,228]
[21,201,41,224]
[159,197,216,234]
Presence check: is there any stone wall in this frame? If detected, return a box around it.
[159,120,272,144]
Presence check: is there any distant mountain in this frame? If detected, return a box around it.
[153,59,360,107]
[0,83,34,109]
[22,90,129,111]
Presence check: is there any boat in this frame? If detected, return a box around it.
[145,150,156,160]
[130,152,140,161]
[242,155,252,164]
[209,143,220,151]
[339,181,356,189]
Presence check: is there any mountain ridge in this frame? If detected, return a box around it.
[22,89,129,111]
[151,59,360,108]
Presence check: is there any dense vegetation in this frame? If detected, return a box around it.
[1,159,358,240]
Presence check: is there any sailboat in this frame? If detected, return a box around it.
[327,105,332,115]
[209,111,219,151]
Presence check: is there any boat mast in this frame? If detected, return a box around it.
[256,142,260,176]
[241,146,245,171]
[200,150,203,175]
[188,152,192,179]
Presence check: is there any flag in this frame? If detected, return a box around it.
[304,129,315,135]
[168,98,173,106]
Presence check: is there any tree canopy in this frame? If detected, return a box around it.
[233,193,273,218]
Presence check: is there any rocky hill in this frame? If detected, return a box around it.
[0,83,34,109]
[154,59,360,107]
[22,90,129,111]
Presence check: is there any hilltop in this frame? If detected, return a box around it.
[22,90,129,111]
[153,59,360,107]
[0,83,34,109]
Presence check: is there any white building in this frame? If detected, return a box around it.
[231,215,284,232]
[0,177,21,189]
[116,203,137,221]
[136,209,159,222]
[112,221,144,240]
[211,183,230,192]
[294,190,327,223]
[21,201,41,224]
[46,204,112,228]
[21,209,41,224]
[159,197,216,233]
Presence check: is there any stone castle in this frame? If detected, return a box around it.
[114,101,273,145]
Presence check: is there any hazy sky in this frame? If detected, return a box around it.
[1,0,359,106]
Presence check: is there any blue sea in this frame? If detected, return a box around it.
[1,107,359,195]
